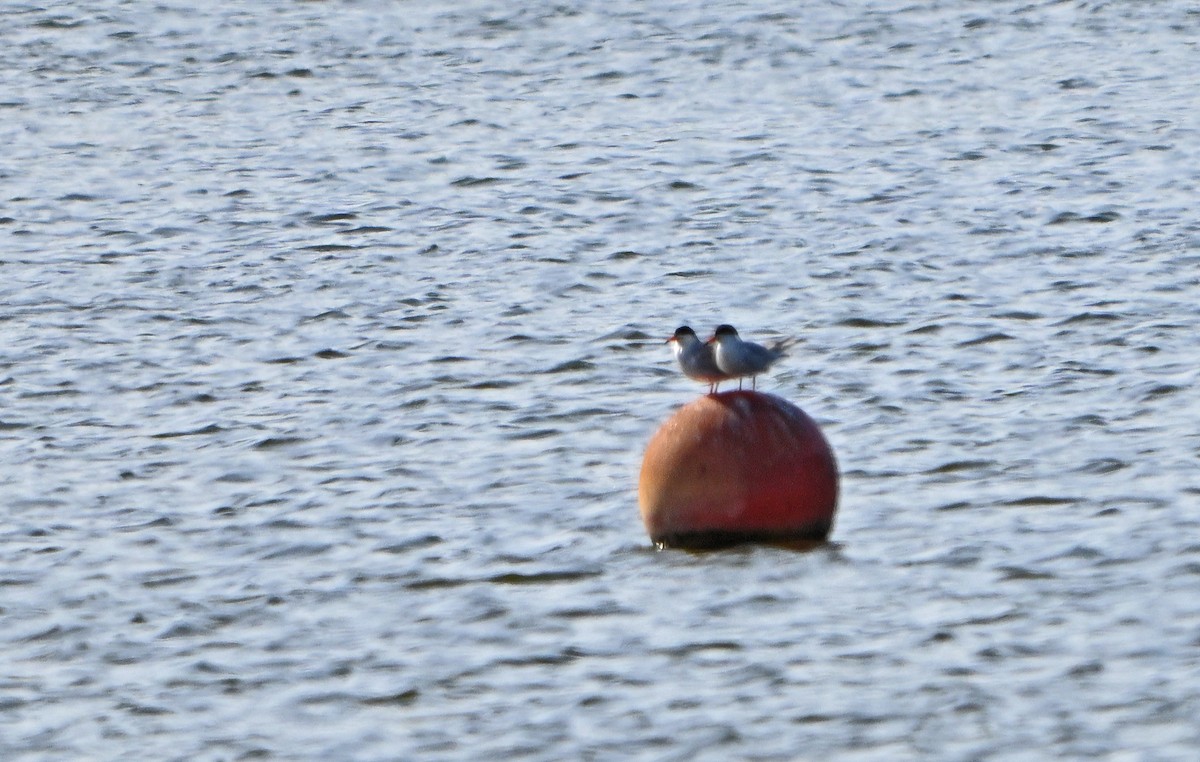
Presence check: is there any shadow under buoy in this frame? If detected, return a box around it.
[638,390,839,550]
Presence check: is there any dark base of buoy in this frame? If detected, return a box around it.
[652,521,832,551]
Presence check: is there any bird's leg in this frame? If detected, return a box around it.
[751,376,757,390]
[738,378,743,391]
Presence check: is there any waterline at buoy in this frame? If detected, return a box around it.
[638,391,838,549]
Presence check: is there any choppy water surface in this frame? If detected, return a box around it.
[3,1,1200,759]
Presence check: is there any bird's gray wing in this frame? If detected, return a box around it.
[767,337,798,356]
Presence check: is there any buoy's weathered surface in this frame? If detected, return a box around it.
[639,391,838,549]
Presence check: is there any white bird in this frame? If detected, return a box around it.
[667,326,733,394]
[707,324,794,390]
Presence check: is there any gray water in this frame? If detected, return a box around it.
[3,1,1200,759]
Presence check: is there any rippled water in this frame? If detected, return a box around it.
[3,1,1200,759]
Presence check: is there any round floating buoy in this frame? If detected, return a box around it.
[638,390,838,549]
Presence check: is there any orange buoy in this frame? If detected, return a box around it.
[638,390,838,549]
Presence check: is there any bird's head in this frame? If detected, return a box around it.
[667,325,697,345]
[706,324,738,344]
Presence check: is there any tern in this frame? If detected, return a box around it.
[667,325,733,394]
[707,324,794,390]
